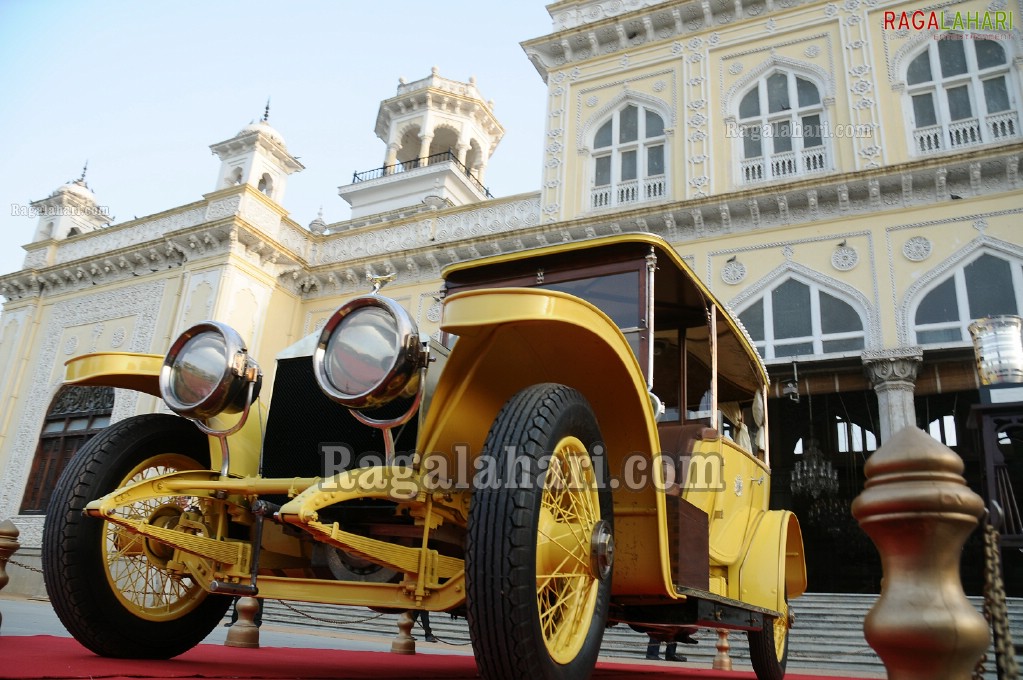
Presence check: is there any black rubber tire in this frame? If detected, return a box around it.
[466,383,613,680]
[42,413,232,658]
[748,600,790,680]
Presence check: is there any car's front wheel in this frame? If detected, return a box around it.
[43,414,232,658]
[466,383,613,680]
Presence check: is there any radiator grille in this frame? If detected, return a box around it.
[259,357,419,504]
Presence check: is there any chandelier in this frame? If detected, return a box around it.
[790,436,839,499]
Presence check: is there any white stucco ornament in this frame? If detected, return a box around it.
[902,236,932,262]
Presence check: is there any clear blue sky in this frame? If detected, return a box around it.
[0,1,553,279]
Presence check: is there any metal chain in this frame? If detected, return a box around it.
[5,559,43,575]
[271,600,471,646]
[982,521,1019,680]
[271,599,387,627]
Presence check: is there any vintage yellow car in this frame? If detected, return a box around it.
[43,232,805,680]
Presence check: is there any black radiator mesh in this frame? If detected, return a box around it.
[259,357,419,504]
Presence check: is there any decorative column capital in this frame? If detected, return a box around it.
[862,347,923,391]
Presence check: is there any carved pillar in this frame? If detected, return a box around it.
[455,142,469,166]
[862,348,923,442]
[852,427,989,679]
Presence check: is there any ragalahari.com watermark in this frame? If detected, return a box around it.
[11,203,111,218]
[317,442,728,499]
[725,120,874,141]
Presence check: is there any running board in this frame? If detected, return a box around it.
[614,587,778,632]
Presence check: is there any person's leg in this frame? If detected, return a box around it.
[646,636,660,659]
[665,641,686,662]
[422,611,438,642]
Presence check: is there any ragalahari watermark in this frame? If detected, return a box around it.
[11,203,111,218]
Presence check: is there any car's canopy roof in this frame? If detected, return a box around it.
[442,232,767,393]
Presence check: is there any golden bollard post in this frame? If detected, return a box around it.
[712,629,732,671]
[391,610,416,654]
[224,597,261,648]
[0,519,22,634]
[851,427,989,680]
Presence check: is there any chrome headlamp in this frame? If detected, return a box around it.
[313,295,427,409]
[159,321,262,420]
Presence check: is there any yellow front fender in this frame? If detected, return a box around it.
[64,352,164,396]
[421,287,673,596]
[63,352,264,478]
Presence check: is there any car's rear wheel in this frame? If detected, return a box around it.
[467,383,613,680]
[43,414,232,658]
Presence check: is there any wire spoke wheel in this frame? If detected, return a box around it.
[467,383,613,680]
[535,436,602,663]
[102,454,207,620]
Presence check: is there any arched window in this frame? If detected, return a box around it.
[737,71,829,183]
[913,252,1023,344]
[738,277,866,360]
[20,385,113,514]
[906,37,1019,154]
[257,173,274,198]
[590,103,666,209]
[835,415,877,455]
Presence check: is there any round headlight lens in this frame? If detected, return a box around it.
[323,306,400,396]
[167,332,227,407]
[160,321,260,420]
[314,296,425,409]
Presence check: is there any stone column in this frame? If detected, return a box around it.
[417,134,433,165]
[384,142,400,172]
[862,347,923,443]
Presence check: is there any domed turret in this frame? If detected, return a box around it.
[339,69,504,220]
[209,100,303,204]
[238,120,286,146]
[29,163,110,242]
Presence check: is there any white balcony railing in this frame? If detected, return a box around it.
[801,147,828,173]
[914,112,1018,155]
[644,176,666,200]
[770,150,798,178]
[740,148,828,185]
[914,125,944,153]
[948,118,983,148]
[741,158,765,183]
[591,186,611,209]
[590,175,666,209]
[617,179,639,205]
[988,110,1019,140]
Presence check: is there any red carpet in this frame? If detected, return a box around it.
[0,635,855,679]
